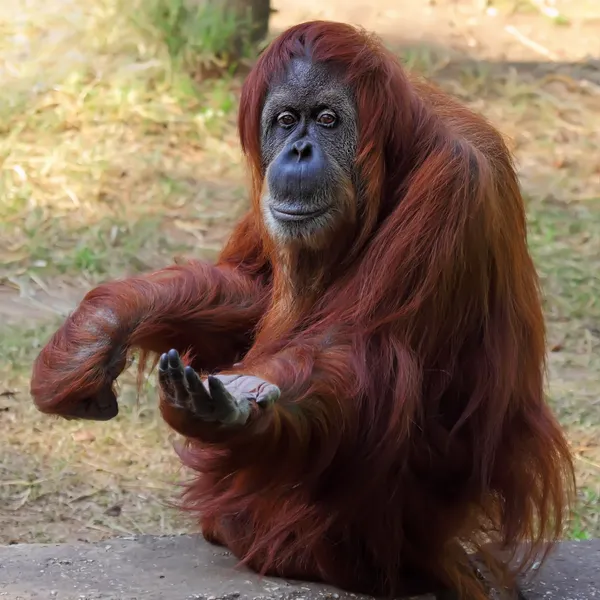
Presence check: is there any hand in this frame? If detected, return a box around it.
[59,348,126,421]
[30,300,129,421]
[158,349,280,427]
[61,385,119,421]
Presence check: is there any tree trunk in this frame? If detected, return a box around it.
[188,0,271,45]
[247,0,271,43]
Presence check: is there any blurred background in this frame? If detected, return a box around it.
[0,0,598,546]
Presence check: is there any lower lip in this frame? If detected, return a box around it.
[270,205,328,222]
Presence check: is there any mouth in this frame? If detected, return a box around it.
[270,204,328,222]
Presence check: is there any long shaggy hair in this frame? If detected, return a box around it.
[30,21,575,600]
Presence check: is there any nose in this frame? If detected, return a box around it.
[269,137,326,200]
[291,139,312,161]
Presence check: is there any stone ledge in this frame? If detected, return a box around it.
[0,535,598,600]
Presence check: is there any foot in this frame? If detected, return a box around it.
[158,349,280,427]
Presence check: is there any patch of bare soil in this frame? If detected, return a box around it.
[0,281,84,327]
[272,0,600,64]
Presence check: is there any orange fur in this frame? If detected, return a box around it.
[30,21,575,599]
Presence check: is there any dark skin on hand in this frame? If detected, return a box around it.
[158,349,279,426]
[30,21,574,600]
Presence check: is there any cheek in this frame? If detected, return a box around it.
[323,130,357,174]
[260,128,289,168]
[260,144,277,172]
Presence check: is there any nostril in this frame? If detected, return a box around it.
[291,140,312,160]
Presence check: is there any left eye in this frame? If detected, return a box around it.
[277,111,297,128]
[316,111,337,127]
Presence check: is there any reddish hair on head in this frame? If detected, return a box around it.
[239,22,416,222]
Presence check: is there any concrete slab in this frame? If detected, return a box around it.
[0,534,432,600]
[0,535,598,600]
[516,539,600,600]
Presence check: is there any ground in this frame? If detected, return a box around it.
[0,0,599,544]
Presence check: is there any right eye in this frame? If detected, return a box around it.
[277,111,297,128]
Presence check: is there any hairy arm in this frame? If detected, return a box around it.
[30,259,269,420]
[159,330,358,484]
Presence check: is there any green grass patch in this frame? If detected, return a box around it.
[528,198,600,322]
[130,0,262,77]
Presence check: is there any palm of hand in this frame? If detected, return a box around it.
[158,349,280,427]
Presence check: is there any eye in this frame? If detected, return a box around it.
[277,111,297,128]
[316,110,337,127]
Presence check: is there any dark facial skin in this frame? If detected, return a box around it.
[260,58,358,246]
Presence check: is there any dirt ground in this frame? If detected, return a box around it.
[273,0,600,62]
[0,0,599,544]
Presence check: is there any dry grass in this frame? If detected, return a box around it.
[0,0,248,283]
[0,0,599,546]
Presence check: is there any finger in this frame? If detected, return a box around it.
[183,365,202,390]
[255,382,281,405]
[159,350,189,407]
[207,375,248,425]
[167,349,184,379]
[158,352,169,381]
[184,366,217,419]
[158,353,175,394]
[158,352,169,372]
[166,349,188,400]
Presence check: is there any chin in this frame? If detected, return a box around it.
[262,196,334,248]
